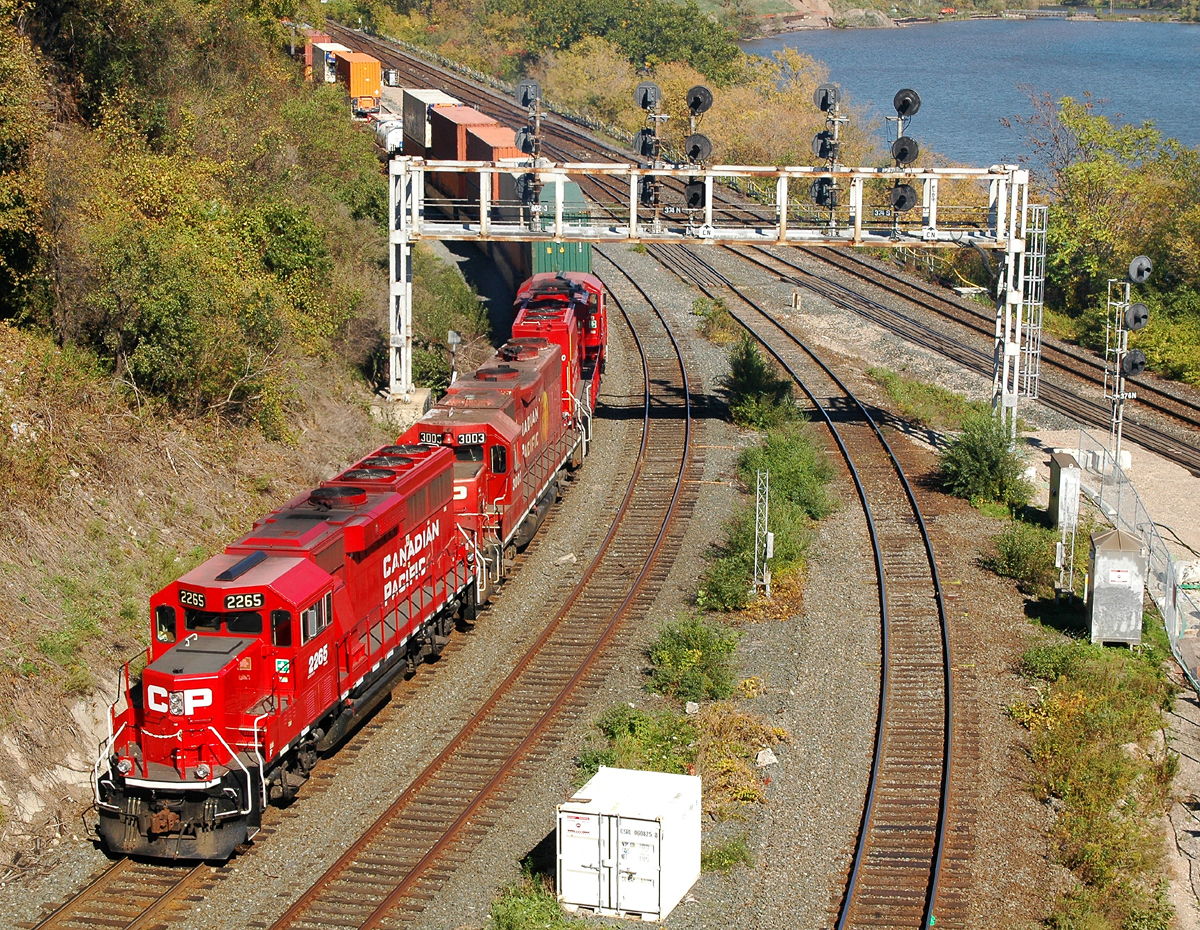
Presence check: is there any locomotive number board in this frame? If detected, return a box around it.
[179,589,206,608]
[225,592,265,610]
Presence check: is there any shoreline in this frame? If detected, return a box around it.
[742,9,1193,42]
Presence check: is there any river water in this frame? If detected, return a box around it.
[740,21,1200,166]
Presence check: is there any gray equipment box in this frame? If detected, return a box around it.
[1048,451,1081,531]
[1088,528,1146,645]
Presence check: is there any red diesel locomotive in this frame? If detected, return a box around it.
[94,272,607,859]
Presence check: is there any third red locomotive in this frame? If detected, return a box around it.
[93,271,607,859]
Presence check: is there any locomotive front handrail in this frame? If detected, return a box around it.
[252,713,270,811]
[207,726,254,816]
[92,722,126,809]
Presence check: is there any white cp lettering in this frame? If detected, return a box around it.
[146,684,213,716]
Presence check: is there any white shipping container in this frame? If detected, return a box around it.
[311,42,350,84]
[401,89,460,152]
[557,767,701,922]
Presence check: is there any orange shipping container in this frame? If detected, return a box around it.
[430,106,498,162]
[465,124,522,163]
[334,52,381,109]
[302,30,330,68]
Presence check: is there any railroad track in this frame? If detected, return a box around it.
[789,245,1200,432]
[254,257,697,929]
[731,245,1200,475]
[651,242,962,928]
[26,859,209,930]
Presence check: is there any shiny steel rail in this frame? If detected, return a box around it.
[266,256,696,930]
[651,242,957,929]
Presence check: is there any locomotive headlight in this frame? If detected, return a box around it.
[169,691,185,716]
[195,763,211,780]
[116,757,133,775]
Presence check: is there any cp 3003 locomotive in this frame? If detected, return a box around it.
[93,272,606,859]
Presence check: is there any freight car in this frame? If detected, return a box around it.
[92,272,607,860]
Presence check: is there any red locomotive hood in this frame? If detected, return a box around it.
[140,634,262,770]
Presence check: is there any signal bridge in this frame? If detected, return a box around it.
[388,157,1044,435]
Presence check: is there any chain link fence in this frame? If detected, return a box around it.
[1074,428,1200,692]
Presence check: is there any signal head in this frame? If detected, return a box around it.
[683,133,712,164]
[686,85,714,116]
[514,126,535,155]
[893,88,921,117]
[684,181,706,210]
[810,178,836,208]
[1121,348,1147,378]
[891,136,920,166]
[639,176,656,206]
[1125,302,1149,331]
[813,83,841,113]
[633,127,656,159]
[1128,254,1153,284]
[888,183,919,213]
[635,81,662,111]
[515,173,537,203]
[515,79,542,109]
[812,130,837,161]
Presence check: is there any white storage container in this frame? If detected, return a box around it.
[401,89,459,154]
[311,42,350,84]
[557,766,701,922]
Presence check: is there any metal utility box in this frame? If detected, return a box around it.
[401,89,459,156]
[1088,528,1146,645]
[311,42,350,84]
[1048,451,1081,531]
[557,766,701,922]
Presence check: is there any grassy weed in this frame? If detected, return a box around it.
[490,873,577,930]
[723,335,795,430]
[1010,618,1178,928]
[647,613,739,702]
[738,421,836,520]
[701,835,754,873]
[867,366,988,430]
[693,297,740,345]
[578,706,698,782]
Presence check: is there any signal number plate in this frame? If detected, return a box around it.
[179,589,206,608]
[225,592,264,610]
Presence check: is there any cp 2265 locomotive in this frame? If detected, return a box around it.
[94,272,607,859]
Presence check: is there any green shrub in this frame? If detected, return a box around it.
[585,705,698,776]
[939,413,1032,508]
[647,613,739,702]
[738,421,835,520]
[723,334,795,429]
[697,550,753,611]
[1009,622,1179,928]
[989,520,1057,595]
[701,835,754,874]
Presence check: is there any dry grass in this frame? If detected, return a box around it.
[695,702,790,818]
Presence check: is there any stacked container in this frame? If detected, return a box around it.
[428,107,498,204]
[301,30,330,80]
[557,767,701,922]
[465,125,523,212]
[401,89,460,157]
[311,42,350,84]
[334,52,381,116]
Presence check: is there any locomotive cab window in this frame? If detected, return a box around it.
[300,592,333,645]
[155,606,177,643]
[271,610,293,647]
[184,610,263,635]
[490,445,508,475]
[455,445,484,462]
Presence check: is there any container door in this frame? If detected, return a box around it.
[558,810,603,907]
[615,816,661,916]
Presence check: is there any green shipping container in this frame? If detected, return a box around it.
[531,181,592,275]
